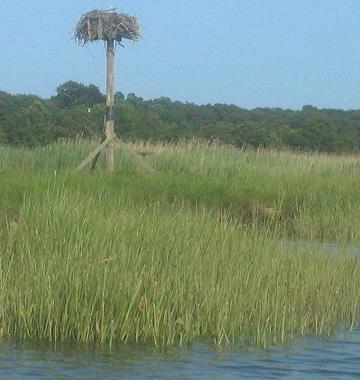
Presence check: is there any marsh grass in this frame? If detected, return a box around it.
[0,140,359,347]
[2,140,359,242]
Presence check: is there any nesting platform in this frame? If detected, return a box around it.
[74,9,141,44]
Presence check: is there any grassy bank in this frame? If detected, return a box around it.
[0,141,359,347]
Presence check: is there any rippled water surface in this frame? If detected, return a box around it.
[1,330,360,379]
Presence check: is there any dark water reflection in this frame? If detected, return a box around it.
[1,330,360,379]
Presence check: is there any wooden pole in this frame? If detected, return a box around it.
[75,37,155,174]
[105,39,115,171]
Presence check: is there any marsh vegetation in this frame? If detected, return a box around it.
[0,141,359,347]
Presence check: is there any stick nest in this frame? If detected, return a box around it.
[74,9,140,44]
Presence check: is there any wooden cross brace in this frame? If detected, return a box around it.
[76,136,155,173]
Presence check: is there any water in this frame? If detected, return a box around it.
[282,240,360,256]
[1,330,360,379]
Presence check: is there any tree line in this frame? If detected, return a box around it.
[0,80,359,152]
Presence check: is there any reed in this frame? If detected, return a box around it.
[1,140,359,242]
[0,141,359,347]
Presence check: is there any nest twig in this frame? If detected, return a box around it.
[74,9,140,44]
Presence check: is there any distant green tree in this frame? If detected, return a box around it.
[3,99,54,146]
[126,93,144,105]
[52,81,104,108]
[115,91,125,103]
[0,126,6,144]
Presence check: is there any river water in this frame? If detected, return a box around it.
[1,329,360,379]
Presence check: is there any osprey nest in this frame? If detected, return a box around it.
[74,9,140,44]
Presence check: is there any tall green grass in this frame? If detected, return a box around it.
[0,141,359,347]
[1,140,359,242]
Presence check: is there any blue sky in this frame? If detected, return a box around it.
[1,0,360,109]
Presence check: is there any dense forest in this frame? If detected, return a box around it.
[0,80,359,152]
